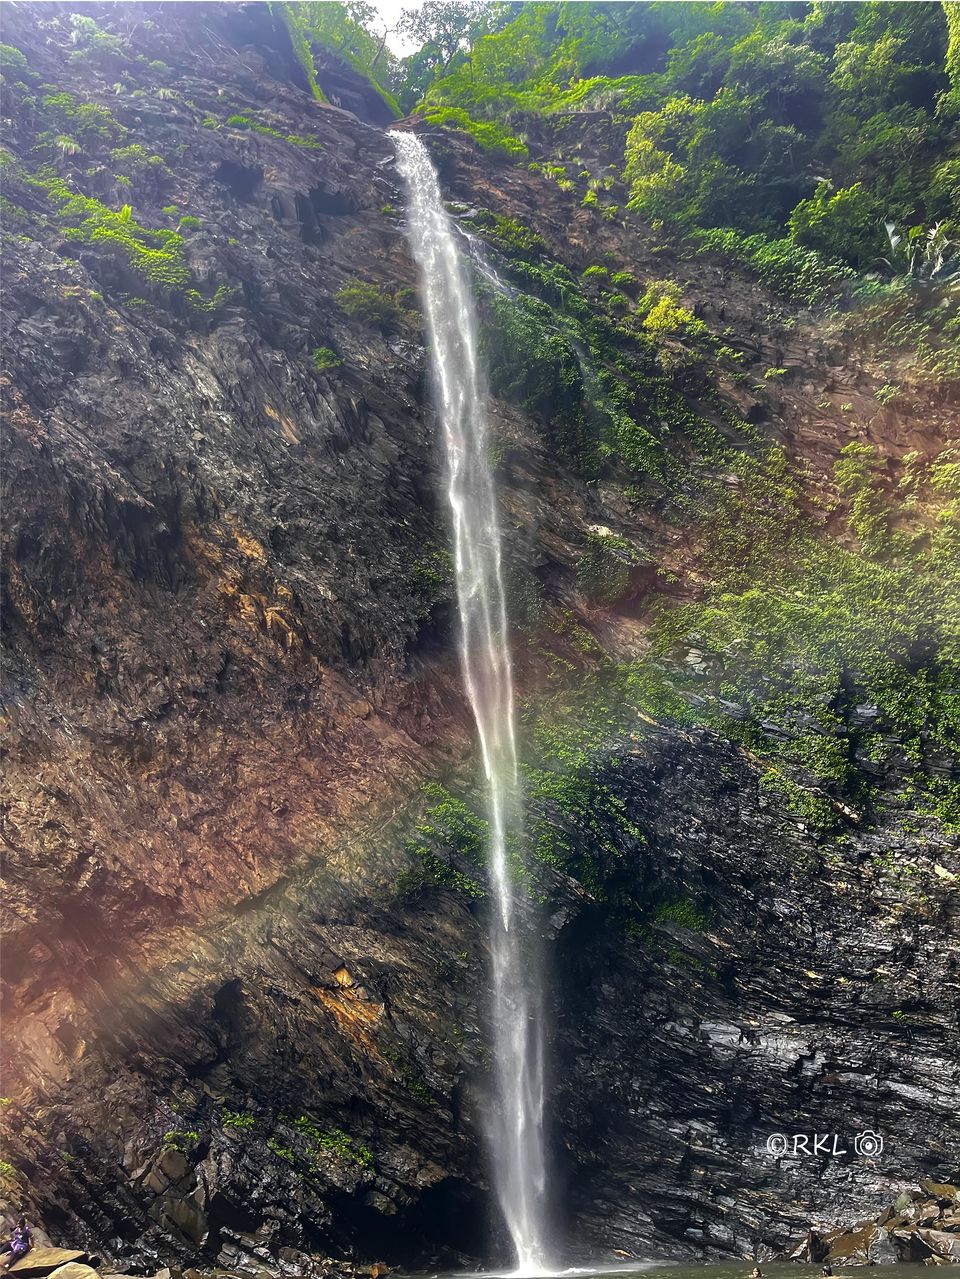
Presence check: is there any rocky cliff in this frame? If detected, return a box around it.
[1,3,958,1272]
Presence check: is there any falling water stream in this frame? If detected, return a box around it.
[393,131,551,1275]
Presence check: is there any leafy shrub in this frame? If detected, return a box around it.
[222,1109,255,1130]
[0,44,28,70]
[466,209,544,260]
[27,170,228,311]
[421,106,528,158]
[637,280,704,337]
[311,345,341,371]
[788,181,885,269]
[162,1128,200,1153]
[111,143,166,171]
[692,226,854,305]
[335,279,406,328]
[41,91,125,145]
[178,215,201,231]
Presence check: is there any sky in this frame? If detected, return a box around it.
[368,0,425,56]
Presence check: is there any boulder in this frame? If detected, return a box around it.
[921,1181,960,1206]
[10,1252,88,1278]
[918,1230,960,1261]
[824,1222,878,1264]
[47,1265,101,1279]
[868,1227,899,1264]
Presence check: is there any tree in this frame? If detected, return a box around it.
[397,1,491,72]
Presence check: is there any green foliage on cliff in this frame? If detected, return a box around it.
[336,278,410,329]
[690,227,854,305]
[648,441,960,832]
[0,43,28,70]
[278,1,400,116]
[311,345,341,371]
[377,1,957,295]
[291,1115,374,1168]
[421,105,528,156]
[162,1128,200,1153]
[399,783,488,899]
[222,1109,255,1131]
[22,170,230,312]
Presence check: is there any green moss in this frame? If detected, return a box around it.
[577,531,645,603]
[177,214,201,231]
[655,897,710,930]
[647,442,960,831]
[277,4,327,103]
[396,783,487,901]
[421,106,528,158]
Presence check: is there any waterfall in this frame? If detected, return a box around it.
[393,131,551,1275]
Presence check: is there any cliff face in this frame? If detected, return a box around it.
[1,3,958,1272]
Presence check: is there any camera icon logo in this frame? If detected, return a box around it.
[854,1129,884,1157]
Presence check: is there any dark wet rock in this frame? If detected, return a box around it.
[785,1186,960,1267]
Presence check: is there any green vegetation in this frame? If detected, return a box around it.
[222,1109,255,1130]
[278,2,399,116]
[308,1,956,374]
[655,897,710,931]
[21,171,229,312]
[278,3,327,102]
[266,1136,295,1161]
[0,44,28,70]
[219,111,323,148]
[335,278,410,329]
[645,441,960,832]
[291,1115,374,1169]
[577,532,646,603]
[40,90,125,148]
[396,783,487,900]
[178,214,201,231]
[636,280,705,337]
[691,227,853,306]
[162,1128,200,1153]
[311,345,341,371]
[421,105,528,157]
[111,143,166,172]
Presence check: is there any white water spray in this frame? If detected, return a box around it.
[394,131,551,1275]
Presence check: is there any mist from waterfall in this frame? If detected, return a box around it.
[393,131,551,1276]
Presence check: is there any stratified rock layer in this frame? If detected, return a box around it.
[2,2,958,1272]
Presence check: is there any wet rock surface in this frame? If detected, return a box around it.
[786,1182,960,1266]
[2,2,958,1273]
